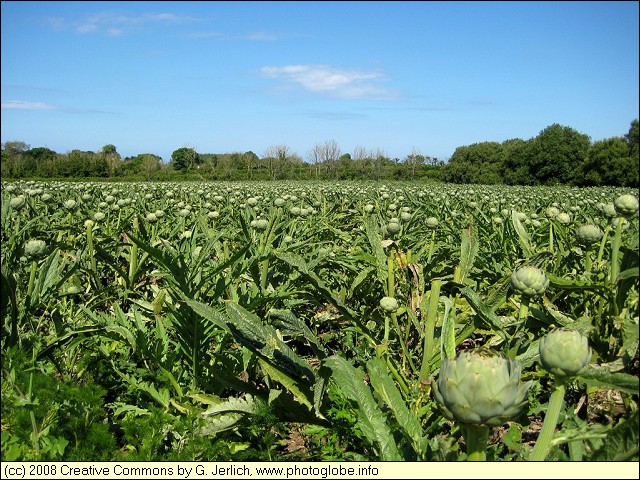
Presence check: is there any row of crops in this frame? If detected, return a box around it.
[1,180,638,461]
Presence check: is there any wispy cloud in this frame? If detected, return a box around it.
[2,100,116,115]
[466,99,497,107]
[1,100,58,110]
[45,11,202,36]
[244,31,281,41]
[185,30,292,41]
[185,31,223,38]
[303,111,367,120]
[259,64,400,100]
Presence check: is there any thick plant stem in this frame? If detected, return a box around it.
[419,279,441,382]
[86,221,96,278]
[128,215,139,289]
[27,370,40,455]
[427,229,436,265]
[510,295,531,352]
[517,295,531,324]
[383,255,395,345]
[465,424,489,461]
[584,246,592,275]
[609,218,624,285]
[596,225,611,264]
[530,379,566,461]
[26,260,38,299]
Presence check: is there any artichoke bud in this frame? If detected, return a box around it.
[24,239,47,260]
[425,217,439,229]
[10,196,26,209]
[379,296,399,313]
[432,349,531,427]
[613,194,639,218]
[386,221,401,234]
[575,224,603,246]
[539,329,591,378]
[510,266,549,297]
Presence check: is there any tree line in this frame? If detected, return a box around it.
[442,120,638,187]
[0,141,444,182]
[1,120,637,186]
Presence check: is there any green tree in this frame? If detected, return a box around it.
[244,151,259,179]
[171,147,200,172]
[1,141,29,177]
[624,119,639,161]
[442,142,503,184]
[405,147,426,178]
[501,138,534,185]
[21,147,57,177]
[580,137,638,187]
[530,124,590,185]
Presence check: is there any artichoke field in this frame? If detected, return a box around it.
[1,180,638,462]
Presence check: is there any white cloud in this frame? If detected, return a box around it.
[46,11,201,36]
[259,64,399,100]
[244,31,280,41]
[1,100,58,110]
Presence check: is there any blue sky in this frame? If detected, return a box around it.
[2,1,638,163]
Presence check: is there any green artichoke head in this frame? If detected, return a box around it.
[575,224,603,246]
[425,217,439,229]
[379,296,399,313]
[10,196,26,210]
[432,349,531,427]
[556,212,571,225]
[386,220,401,234]
[251,218,269,230]
[510,266,549,297]
[545,206,560,218]
[614,194,639,218]
[24,239,47,260]
[539,328,591,378]
[601,202,617,218]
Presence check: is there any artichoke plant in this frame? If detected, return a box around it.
[539,328,591,378]
[511,266,549,327]
[379,296,399,313]
[24,239,47,260]
[425,216,439,229]
[575,224,603,274]
[432,349,531,427]
[510,266,549,297]
[575,224,603,247]
[432,349,531,460]
[9,196,26,210]
[531,329,592,461]
[614,193,639,217]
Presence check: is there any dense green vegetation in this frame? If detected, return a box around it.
[1,180,638,461]
[443,121,639,187]
[2,120,638,186]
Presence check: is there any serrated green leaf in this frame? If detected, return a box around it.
[452,283,508,340]
[198,413,245,436]
[258,359,313,411]
[324,355,402,460]
[366,357,425,455]
[578,366,639,394]
[592,411,639,461]
[364,215,388,288]
[439,296,456,361]
[457,223,479,283]
[201,394,256,416]
[511,210,532,257]
[546,272,607,292]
